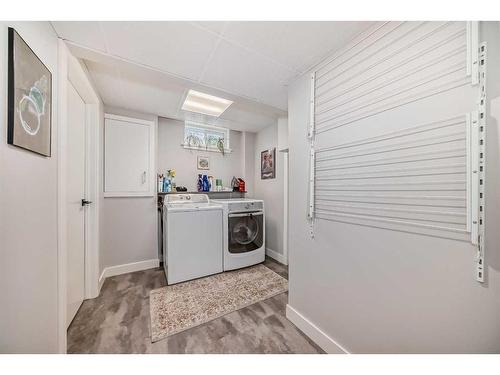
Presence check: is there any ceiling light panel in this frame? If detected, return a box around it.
[181,90,233,117]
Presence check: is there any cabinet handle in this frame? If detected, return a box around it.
[142,171,146,184]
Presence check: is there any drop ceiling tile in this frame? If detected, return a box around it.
[113,76,183,118]
[200,39,296,110]
[85,59,283,131]
[192,21,228,35]
[87,60,184,118]
[100,21,220,81]
[51,21,108,52]
[221,21,373,72]
[256,84,289,110]
[221,106,277,130]
[85,61,124,106]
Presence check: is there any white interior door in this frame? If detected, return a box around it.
[66,81,86,327]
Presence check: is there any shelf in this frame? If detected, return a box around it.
[158,191,247,195]
[157,190,247,206]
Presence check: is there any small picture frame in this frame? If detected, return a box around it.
[261,148,276,179]
[8,28,52,157]
[197,156,210,170]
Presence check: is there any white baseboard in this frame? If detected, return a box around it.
[286,304,349,354]
[98,270,106,293]
[98,258,159,293]
[266,248,288,265]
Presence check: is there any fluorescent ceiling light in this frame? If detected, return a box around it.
[182,90,233,117]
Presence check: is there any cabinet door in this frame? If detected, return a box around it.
[104,115,154,196]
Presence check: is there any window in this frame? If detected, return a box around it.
[183,121,231,153]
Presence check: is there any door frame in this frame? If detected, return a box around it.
[282,150,289,265]
[57,40,102,353]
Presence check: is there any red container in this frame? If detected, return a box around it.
[238,178,245,192]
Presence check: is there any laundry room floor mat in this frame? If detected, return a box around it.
[149,264,288,342]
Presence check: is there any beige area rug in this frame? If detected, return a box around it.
[149,264,288,342]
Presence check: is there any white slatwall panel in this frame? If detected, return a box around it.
[312,21,478,241]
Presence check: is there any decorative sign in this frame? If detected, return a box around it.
[261,148,276,179]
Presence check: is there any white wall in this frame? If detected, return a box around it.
[158,118,245,191]
[254,123,285,260]
[277,117,289,151]
[286,22,500,353]
[0,22,59,353]
[242,131,256,197]
[100,106,158,271]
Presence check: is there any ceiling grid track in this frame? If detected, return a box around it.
[196,23,228,84]
[191,21,301,83]
[63,40,281,114]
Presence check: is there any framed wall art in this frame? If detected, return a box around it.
[7,27,52,157]
[261,148,276,179]
[197,155,210,170]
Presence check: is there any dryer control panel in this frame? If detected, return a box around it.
[228,200,263,213]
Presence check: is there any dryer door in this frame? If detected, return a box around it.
[228,211,263,253]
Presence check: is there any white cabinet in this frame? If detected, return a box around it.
[104,114,155,197]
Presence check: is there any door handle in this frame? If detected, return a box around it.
[81,199,92,207]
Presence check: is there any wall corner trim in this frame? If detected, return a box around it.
[286,304,349,354]
[98,269,106,293]
[266,248,288,265]
[98,259,159,293]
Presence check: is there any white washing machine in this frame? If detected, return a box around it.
[211,198,265,270]
[163,194,223,284]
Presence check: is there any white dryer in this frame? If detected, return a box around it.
[211,198,265,270]
[163,194,223,284]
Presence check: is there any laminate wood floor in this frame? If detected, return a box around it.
[67,257,323,354]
